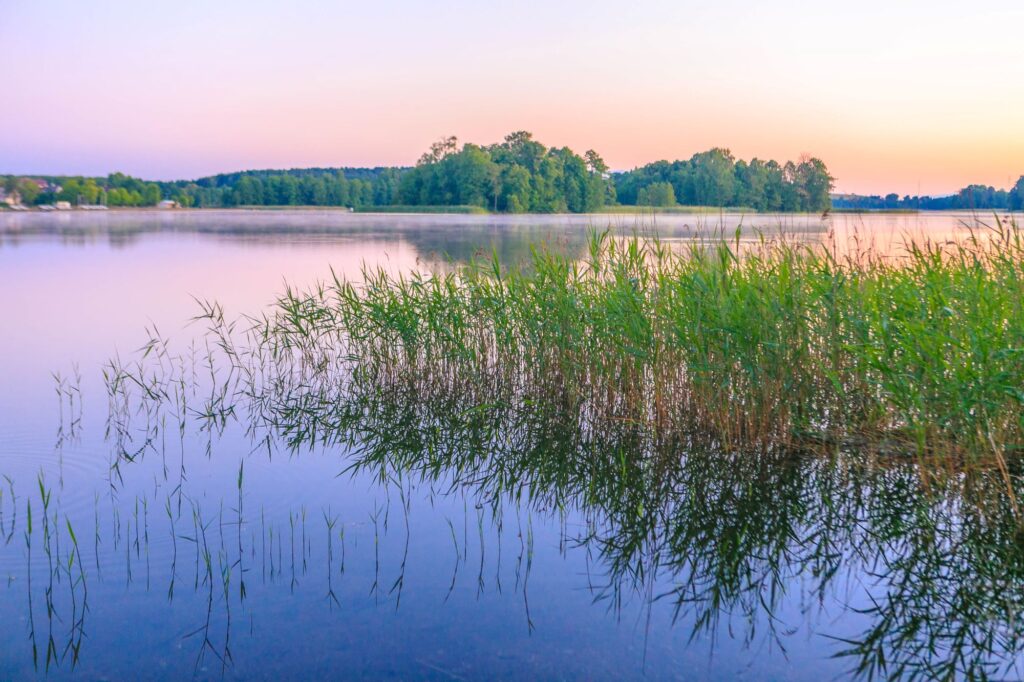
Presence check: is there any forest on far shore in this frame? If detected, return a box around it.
[833,181,1024,211]
[3,131,1021,213]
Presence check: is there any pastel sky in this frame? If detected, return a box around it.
[2,0,1022,195]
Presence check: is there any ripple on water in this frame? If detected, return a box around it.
[0,425,115,508]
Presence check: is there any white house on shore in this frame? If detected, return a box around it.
[157,199,179,209]
[1,188,23,207]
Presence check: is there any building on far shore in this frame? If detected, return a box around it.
[54,201,72,210]
[157,199,180,209]
[1,189,23,207]
[27,179,61,194]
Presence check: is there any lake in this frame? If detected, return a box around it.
[0,209,1021,680]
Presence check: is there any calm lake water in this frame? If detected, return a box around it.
[0,209,1021,680]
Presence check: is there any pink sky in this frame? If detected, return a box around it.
[2,0,1022,195]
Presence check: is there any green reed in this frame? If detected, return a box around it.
[261,356,1024,681]
[88,258,1024,679]
[259,219,1024,462]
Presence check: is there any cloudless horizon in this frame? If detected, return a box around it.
[2,0,1022,196]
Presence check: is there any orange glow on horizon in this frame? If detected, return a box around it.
[2,0,1022,196]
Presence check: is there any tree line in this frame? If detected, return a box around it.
[613,149,835,212]
[834,178,1024,211]
[6,132,1023,214]
[158,167,401,208]
[2,173,161,207]
[395,132,614,212]
[185,135,834,213]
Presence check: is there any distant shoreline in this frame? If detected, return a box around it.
[3,205,1021,217]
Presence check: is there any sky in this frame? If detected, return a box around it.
[1,0,1022,196]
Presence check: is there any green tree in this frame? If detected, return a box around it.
[451,144,499,207]
[795,157,834,212]
[637,181,676,207]
[585,150,608,175]
[690,148,736,206]
[15,179,41,205]
[395,131,612,213]
[142,183,161,206]
[1010,176,1024,211]
[501,165,532,213]
[779,162,801,211]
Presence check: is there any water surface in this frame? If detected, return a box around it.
[1,209,1021,680]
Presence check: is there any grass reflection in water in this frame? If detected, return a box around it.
[8,225,1024,679]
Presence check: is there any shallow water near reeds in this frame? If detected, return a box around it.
[1,209,1023,680]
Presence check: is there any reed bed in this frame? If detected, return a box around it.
[254,219,1024,463]
[86,219,1024,681]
